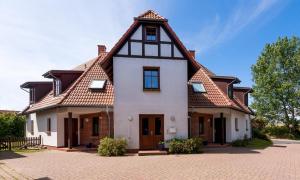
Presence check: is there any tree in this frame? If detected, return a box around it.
[251,36,300,133]
[0,113,26,137]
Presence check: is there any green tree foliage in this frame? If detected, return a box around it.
[251,36,300,132]
[0,113,26,137]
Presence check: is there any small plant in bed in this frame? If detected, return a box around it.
[98,137,127,156]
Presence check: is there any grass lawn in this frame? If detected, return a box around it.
[246,138,273,149]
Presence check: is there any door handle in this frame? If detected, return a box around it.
[150,131,153,135]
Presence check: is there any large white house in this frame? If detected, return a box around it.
[21,10,253,151]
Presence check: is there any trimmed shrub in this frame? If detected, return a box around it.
[168,137,203,154]
[252,128,271,142]
[232,139,249,147]
[98,137,127,156]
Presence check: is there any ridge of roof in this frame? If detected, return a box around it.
[136,10,167,21]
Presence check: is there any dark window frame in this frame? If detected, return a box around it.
[92,117,99,136]
[199,117,205,135]
[47,118,51,136]
[228,83,233,99]
[143,67,160,91]
[144,26,158,42]
[235,118,239,131]
[29,88,35,104]
[80,119,84,129]
[30,120,34,135]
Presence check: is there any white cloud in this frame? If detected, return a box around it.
[0,0,153,110]
[191,0,281,54]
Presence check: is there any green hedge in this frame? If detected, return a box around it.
[98,137,127,156]
[167,138,203,154]
[0,113,25,137]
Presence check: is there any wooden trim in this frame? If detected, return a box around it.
[142,25,145,56]
[143,66,160,91]
[171,43,174,57]
[157,25,161,57]
[128,41,131,56]
[114,54,185,60]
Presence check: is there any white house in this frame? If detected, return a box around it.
[21,10,253,151]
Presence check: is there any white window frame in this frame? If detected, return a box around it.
[89,79,106,90]
[191,82,206,93]
[55,79,61,96]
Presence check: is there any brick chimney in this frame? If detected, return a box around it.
[189,50,195,59]
[97,45,106,55]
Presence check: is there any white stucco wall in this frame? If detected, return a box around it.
[230,110,251,140]
[160,27,171,42]
[190,108,251,143]
[26,110,58,146]
[113,57,188,149]
[131,26,142,40]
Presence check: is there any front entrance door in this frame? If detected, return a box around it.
[64,118,78,147]
[139,115,164,150]
[214,118,226,144]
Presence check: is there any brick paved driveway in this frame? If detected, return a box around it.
[0,139,299,180]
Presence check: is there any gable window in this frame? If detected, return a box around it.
[92,117,99,136]
[90,80,106,90]
[199,117,204,135]
[145,27,157,41]
[55,79,61,96]
[143,67,160,91]
[235,118,239,131]
[47,118,51,136]
[192,82,206,93]
[228,84,233,99]
[29,88,35,104]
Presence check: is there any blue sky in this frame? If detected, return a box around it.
[0,0,299,110]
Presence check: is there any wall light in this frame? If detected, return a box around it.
[128,116,133,122]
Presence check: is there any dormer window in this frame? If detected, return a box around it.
[90,80,106,90]
[29,88,35,104]
[145,27,157,41]
[192,82,206,93]
[228,84,233,99]
[55,79,61,96]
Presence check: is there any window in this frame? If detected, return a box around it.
[145,27,157,41]
[92,117,99,136]
[235,118,239,131]
[246,120,248,131]
[142,118,149,135]
[80,119,84,129]
[47,118,51,135]
[155,118,162,135]
[55,79,61,96]
[143,67,160,90]
[192,82,206,93]
[199,117,204,135]
[29,88,35,104]
[30,120,34,135]
[244,94,249,106]
[228,84,233,99]
[90,80,106,90]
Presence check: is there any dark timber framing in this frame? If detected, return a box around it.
[68,112,72,149]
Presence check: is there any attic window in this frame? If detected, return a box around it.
[192,82,206,93]
[54,79,61,96]
[90,80,106,89]
[29,88,35,104]
[145,27,157,41]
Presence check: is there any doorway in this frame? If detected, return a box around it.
[139,114,164,150]
[64,118,78,147]
[214,117,226,144]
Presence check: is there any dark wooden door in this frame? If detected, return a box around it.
[214,118,226,144]
[139,115,164,150]
[64,118,78,147]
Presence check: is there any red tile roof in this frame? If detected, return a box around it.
[136,10,166,21]
[24,53,113,113]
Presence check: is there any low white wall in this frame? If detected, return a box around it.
[230,110,251,140]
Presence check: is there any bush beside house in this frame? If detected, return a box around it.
[98,137,127,156]
[167,137,203,154]
[0,113,25,138]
